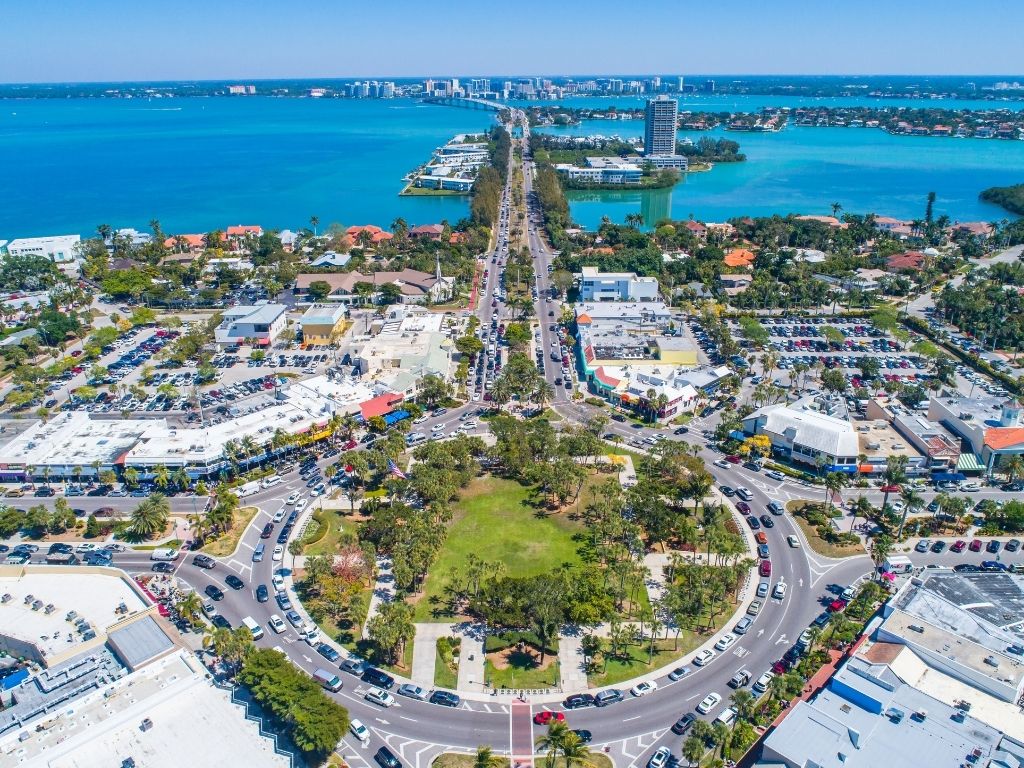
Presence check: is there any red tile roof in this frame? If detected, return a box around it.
[724,248,755,268]
[360,392,403,421]
[985,427,1024,450]
[226,225,262,236]
[886,251,926,271]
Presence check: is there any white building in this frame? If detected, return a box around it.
[577,266,660,302]
[213,302,288,346]
[6,234,82,277]
[555,157,644,185]
[742,397,861,472]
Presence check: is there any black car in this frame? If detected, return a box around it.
[260,523,274,539]
[720,486,736,497]
[572,729,593,743]
[671,713,697,735]
[317,643,341,663]
[192,554,216,569]
[255,584,269,602]
[205,584,225,601]
[954,564,980,573]
[210,615,231,629]
[759,515,775,529]
[374,747,402,768]
[813,611,832,628]
[276,526,292,545]
[361,668,395,690]
[987,539,1002,553]
[152,560,174,574]
[225,575,245,590]
[563,693,595,709]
[1006,539,1021,553]
[747,516,761,530]
[430,690,461,707]
[48,543,73,555]
[931,540,947,553]
[673,426,689,435]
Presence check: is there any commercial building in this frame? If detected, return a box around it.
[554,158,644,185]
[5,235,81,277]
[592,365,731,422]
[213,302,288,346]
[348,304,455,386]
[929,394,1024,475]
[300,304,348,345]
[577,266,660,302]
[742,397,861,472]
[644,95,678,156]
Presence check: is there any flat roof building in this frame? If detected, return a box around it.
[300,303,348,345]
[930,394,1024,475]
[213,302,288,346]
[577,266,660,302]
[6,235,81,277]
[644,95,678,156]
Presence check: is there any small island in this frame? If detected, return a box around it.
[980,183,1024,215]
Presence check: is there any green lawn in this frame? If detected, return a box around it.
[199,507,259,557]
[434,645,458,689]
[485,651,560,690]
[413,476,584,622]
[300,508,351,557]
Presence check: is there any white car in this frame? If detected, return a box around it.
[304,628,321,645]
[413,415,429,425]
[272,545,284,562]
[286,492,299,505]
[696,691,722,714]
[787,535,800,548]
[960,482,981,492]
[364,687,395,708]
[630,680,658,697]
[764,469,786,481]
[648,747,672,768]
[773,582,788,600]
[349,718,370,744]
[693,648,717,666]
[431,423,445,433]
[713,459,731,469]
[714,632,738,652]
[201,601,217,618]
[752,671,775,694]
[294,499,308,513]
[268,614,286,633]
[272,507,286,523]
[76,543,97,552]
[271,574,284,591]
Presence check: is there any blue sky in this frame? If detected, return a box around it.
[3,0,1022,83]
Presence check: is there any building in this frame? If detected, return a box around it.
[309,250,353,268]
[295,268,454,305]
[348,304,455,385]
[723,248,756,268]
[929,395,1024,475]
[5,235,81,277]
[720,274,753,296]
[742,397,861,472]
[409,223,446,240]
[866,400,962,471]
[346,225,394,245]
[213,302,288,346]
[300,304,348,345]
[644,95,678,156]
[554,158,644,185]
[278,229,299,252]
[577,267,660,302]
[594,365,732,422]
[887,251,927,271]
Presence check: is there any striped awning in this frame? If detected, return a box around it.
[957,452,986,472]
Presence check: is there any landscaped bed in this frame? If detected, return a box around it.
[199,506,259,557]
[787,501,866,558]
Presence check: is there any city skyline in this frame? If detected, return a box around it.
[3,0,1023,83]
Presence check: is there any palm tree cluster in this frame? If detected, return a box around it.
[128,494,170,539]
[536,722,595,768]
[189,484,240,544]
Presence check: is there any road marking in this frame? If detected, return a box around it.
[623,715,641,722]
[775,634,788,645]
[375,718,389,725]
[399,715,417,722]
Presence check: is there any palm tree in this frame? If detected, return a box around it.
[897,487,924,539]
[472,746,502,768]
[1000,455,1024,484]
[830,202,843,219]
[823,471,849,516]
[560,732,596,768]
[96,223,112,243]
[869,533,893,580]
[153,464,170,491]
[880,455,908,512]
[682,734,706,767]
[624,213,644,229]
[129,494,170,538]
[536,722,570,768]
[177,591,203,626]
[309,215,320,237]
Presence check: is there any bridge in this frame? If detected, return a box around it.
[422,96,508,112]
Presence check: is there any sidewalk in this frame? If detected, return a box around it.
[557,629,588,692]
[411,623,456,688]
[361,556,395,639]
[456,625,485,693]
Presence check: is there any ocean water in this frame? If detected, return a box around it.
[537,118,1024,229]
[0,97,494,237]
[1,94,1021,238]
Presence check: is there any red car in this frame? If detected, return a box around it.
[759,560,772,577]
[726,455,742,464]
[951,540,967,553]
[880,484,901,493]
[828,599,848,612]
[736,501,752,514]
[534,711,565,726]
[343,440,358,450]
[969,539,983,552]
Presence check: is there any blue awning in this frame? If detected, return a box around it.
[829,465,859,474]
[931,472,966,482]
[383,410,410,425]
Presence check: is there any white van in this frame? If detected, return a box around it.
[241,616,264,640]
[261,475,282,489]
[714,707,737,726]
[150,548,179,561]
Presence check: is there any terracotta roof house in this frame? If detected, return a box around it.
[347,225,394,244]
[225,225,263,239]
[409,224,445,239]
[359,392,404,421]
[163,234,205,252]
[952,221,993,238]
[795,215,848,229]
[887,251,927,271]
[295,269,453,304]
[683,221,707,238]
[723,248,755,268]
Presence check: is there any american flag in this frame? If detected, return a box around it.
[387,459,408,480]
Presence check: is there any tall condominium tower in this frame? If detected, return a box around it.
[644,95,678,156]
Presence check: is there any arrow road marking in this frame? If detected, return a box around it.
[775,634,788,645]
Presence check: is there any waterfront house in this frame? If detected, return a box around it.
[887,251,927,272]
[723,248,755,268]
[409,224,445,240]
[795,214,848,229]
[6,235,82,278]
[164,234,205,253]
[346,225,394,245]
[683,220,707,239]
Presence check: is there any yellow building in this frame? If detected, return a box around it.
[300,304,347,345]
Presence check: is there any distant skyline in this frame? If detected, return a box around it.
[4,0,1023,84]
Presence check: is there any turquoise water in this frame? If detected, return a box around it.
[0,97,494,237]
[538,118,1024,229]
[1,94,1022,238]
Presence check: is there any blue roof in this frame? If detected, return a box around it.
[383,410,410,425]
[0,668,29,690]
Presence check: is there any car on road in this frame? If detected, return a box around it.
[693,648,717,666]
[201,601,217,618]
[667,666,690,681]
[752,671,775,694]
[648,747,672,768]
[715,633,738,651]
[747,600,762,616]
[374,746,402,768]
[255,584,269,602]
[285,610,304,628]
[696,692,722,714]
[787,535,800,548]
[595,688,623,706]
[304,628,321,645]
[260,523,274,539]
[272,545,284,561]
[736,501,752,514]
[286,492,300,505]
[572,729,592,744]
[729,669,752,688]
[671,713,697,735]
[765,470,786,481]
[758,543,771,559]
[533,710,565,725]
[361,668,395,690]
[773,582,788,600]
[341,657,368,676]
[756,581,770,598]
[349,719,370,744]
[767,501,785,516]
[759,560,772,577]
[430,690,461,707]
[746,516,761,530]
[192,554,215,569]
[759,515,775,528]
[563,693,595,709]
[204,584,224,601]
[365,687,396,708]
[630,680,658,697]
[210,615,230,630]
[398,684,428,701]
[720,486,736,497]
[713,459,730,469]
[152,561,175,573]
[317,643,340,662]
[734,617,754,635]
[225,575,244,590]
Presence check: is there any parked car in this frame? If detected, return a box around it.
[696,692,722,714]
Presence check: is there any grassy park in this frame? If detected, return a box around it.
[199,506,259,557]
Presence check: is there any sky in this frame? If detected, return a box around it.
[3,0,1023,83]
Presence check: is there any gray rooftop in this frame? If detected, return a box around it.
[107,616,175,671]
[895,572,1024,642]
